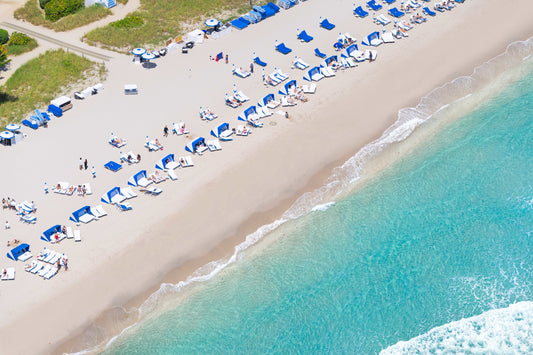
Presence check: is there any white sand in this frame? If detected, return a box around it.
[1,0,533,353]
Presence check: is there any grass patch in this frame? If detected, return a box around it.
[0,49,106,125]
[84,0,262,50]
[6,37,38,56]
[14,0,112,32]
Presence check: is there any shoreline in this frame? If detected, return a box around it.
[1,1,533,354]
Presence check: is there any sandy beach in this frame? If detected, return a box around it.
[1,0,533,353]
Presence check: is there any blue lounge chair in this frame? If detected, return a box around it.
[276,42,292,54]
[354,6,369,17]
[254,57,267,66]
[314,48,326,58]
[389,7,405,17]
[230,18,248,30]
[367,0,382,11]
[320,18,335,30]
[423,7,436,16]
[262,5,276,17]
[266,2,280,12]
[297,30,313,42]
[384,0,396,4]
[104,161,122,172]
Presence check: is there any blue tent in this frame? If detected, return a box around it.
[70,205,93,223]
[155,153,179,170]
[238,106,258,121]
[41,225,62,242]
[322,55,339,67]
[363,31,382,46]
[275,42,292,54]
[210,122,232,140]
[303,66,324,81]
[185,137,206,153]
[7,243,30,261]
[101,187,124,204]
[128,170,150,187]
[320,18,335,30]
[261,93,277,106]
[297,30,313,42]
[279,80,297,96]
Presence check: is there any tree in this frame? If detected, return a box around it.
[0,44,11,68]
[0,29,8,45]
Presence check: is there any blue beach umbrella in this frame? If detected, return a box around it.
[205,18,220,27]
[141,52,156,61]
[5,123,21,132]
[131,48,146,56]
[0,131,15,139]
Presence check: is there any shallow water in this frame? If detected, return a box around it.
[99,42,533,355]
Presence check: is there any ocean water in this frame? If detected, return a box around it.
[96,40,533,354]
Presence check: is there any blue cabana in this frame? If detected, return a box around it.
[320,18,335,30]
[128,170,150,187]
[303,66,324,81]
[7,243,30,261]
[322,55,339,67]
[101,187,124,204]
[41,225,62,242]
[343,44,359,57]
[70,205,94,223]
[297,30,313,42]
[314,48,327,58]
[210,122,233,141]
[363,31,382,46]
[279,80,297,96]
[261,93,277,106]
[22,109,50,130]
[155,154,179,170]
[185,137,206,153]
[104,161,122,172]
[238,106,258,121]
[275,42,292,54]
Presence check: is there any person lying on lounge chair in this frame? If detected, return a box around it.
[154,139,163,149]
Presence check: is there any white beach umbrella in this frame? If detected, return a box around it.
[141,52,156,61]
[131,48,146,56]
[5,123,21,132]
[0,131,15,139]
[205,18,220,27]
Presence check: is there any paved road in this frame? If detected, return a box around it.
[1,21,112,61]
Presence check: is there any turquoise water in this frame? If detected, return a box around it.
[101,50,533,354]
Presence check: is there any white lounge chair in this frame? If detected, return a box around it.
[320,66,336,77]
[257,106,273,118]
[168,170,178,181]
[207,140,222,151]
[43,266,58,279]
[66,226,73,239]
[91,205,107,218]
[82,183,92,195]
[234,91,250,102]
[1,267,15,280]
[121,187,138,199]
[281,96,297,107]
[38,265,51,277]
[302,83,317,94]
[172,121,190,135]
[382,32,395,43]
[179,156,194,168]
[236,125,251,136]
[18,250,32,262]
[121,151,139,164]
[74,230,81,242]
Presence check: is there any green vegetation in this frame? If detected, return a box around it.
[110,14,143,29]
[0,45,10,68]
[0,49,106,125]
[44,0,84,22]
[84,0,260,50]
[0,29,8,45]
[14,0,112,32]
[6,32,38,56]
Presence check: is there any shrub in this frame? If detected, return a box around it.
[0,29,8,44]
[40,0,52,9]
[45,0,84,22]
[110,15,144,28]
[7,32,30,46]
[0,44,11,68]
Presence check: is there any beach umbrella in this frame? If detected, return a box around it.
[333,42,344,50]
[5,123,21,132]
[0,131,15,139]
[131,48,146,56]
[141,52,156,61]
[205,18,220,27]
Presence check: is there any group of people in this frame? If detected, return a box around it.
[2,197,17,210]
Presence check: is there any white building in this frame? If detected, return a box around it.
[85,0,116,9]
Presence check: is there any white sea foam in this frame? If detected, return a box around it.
[79,36,533,355]
[381,302,533,354]
[311,202,335,212]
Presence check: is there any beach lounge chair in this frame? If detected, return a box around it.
[398,21,413,31]
[254,57,267,67]
[423,7,436,16]
[140,187,163,195]
[109,135,127,148]
[199,107,218,121]
[302,83,316,94]
[314,48,327,58]
[118,202,133,211]
[120,151,139,164]
[168,170,178,181]
[367,0,382,11]
[66,226,73,239]
[275,42,292,55]
[207,140,222,152]
[121,187,137,199]
[43,266,58,279]
[294,57,309,70]
[234,91,250,103]
[281,96,297,107]
[382,32,395,43]
[383,0,396,4]
[20,214,37,224]
[320,66,336,78]
[233,65,251,78]
[407,0,421,8]
[261,94,281,109]
[256,106,273,118]
[25,260,41,273]
[389,7,405,17]
[91,205,107,219]
[320,18,335,30]
[172,121,189,135]
[74,230,81,242]
[354,5,369,17]
[1,267,15,280]
[434,2,445,11]
[38,265,51,277]
[145,139,163,151]
[297,30,313,42]
[225,95,241,107]
[236,125,251,136]
[375,14,392,25]
[149,171,168,183]
[179,156,194,168]
[104,161,122,172]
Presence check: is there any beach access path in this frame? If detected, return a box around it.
[0,0,533,354]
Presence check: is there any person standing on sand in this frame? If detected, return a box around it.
[225,54,229,64]
[163,125,169,137]
[250,62,254,73]
[79,157,83,170]
[84,159,88,170]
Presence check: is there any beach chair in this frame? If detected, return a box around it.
[207,140,222,152]
[118,202,133,211]
[20,214,37,224]
[384,0,396,4]
[234,91,250,103]
[168,170,178,181]
[281,96,297,107]
[233,66,251,78]
[354,6,369,17]
[320,66,336,78]
[172,121,189,135]
[423,7,436,16]
[319,18,335,30]
[66,226,74,239]
[382,32,395,43]
[302,83,316,94]
[122,187,138,199]
[257,106,273,118]
[314,48,327,58]
[120,151,139,164]
[109,136,127,148]
[389,7,405,18]
[38,265,52,277]
[179,156,194,168]
[297,30,313,42]
[43,266,58,279]
[91,205,107,219]
[294,57,309,70]
[366,0,382,11]
[74,230,81,242]
[236,125,251,136]
[141,187,163,195]
[145,140,163,151]
[275,42,292,55]
[375,14,391,25]
[1,267,15,280]
[254,57,267,67]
